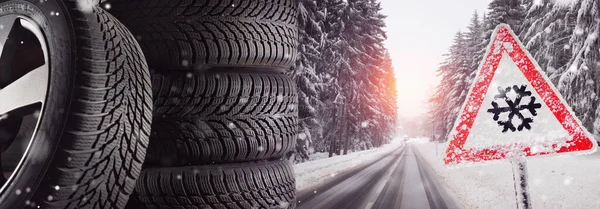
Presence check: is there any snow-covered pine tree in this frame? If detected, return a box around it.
[315,0,349,157]
[454,11,484,133]
[430,13,485,141]
[520,1,573,84]
[466,11,485,76]
[557,0,600,137]
[444,32,471,139]
[331,0,370,154]
[289,0,325,162]
[291,0,397,158]
[486,0,527,32]
[474,0,527,77]
[344,0,391,151]
[376,50,398,145]
[430,31,470,139]
[433,0,527,140]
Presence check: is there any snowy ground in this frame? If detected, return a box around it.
[413,138,600,209]
[294,139,404,191]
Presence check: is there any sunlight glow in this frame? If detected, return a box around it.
[380,0,490,118]
[394,65,438,118]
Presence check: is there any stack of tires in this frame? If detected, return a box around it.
[106,0,300,208]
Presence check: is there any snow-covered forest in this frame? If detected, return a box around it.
[289,0,398,162]
[429,0,600,142]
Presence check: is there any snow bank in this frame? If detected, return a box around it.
[294,139,404,191]
[414,141,600,209]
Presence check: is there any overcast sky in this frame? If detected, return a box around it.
[380,0,492,118]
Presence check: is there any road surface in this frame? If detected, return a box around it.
[296,145,459,209]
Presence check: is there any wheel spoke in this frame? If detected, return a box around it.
[0,159,6,187]
[0,15,18,55]
[0,64,48,116]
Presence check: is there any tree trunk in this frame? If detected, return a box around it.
[342,106,350,155]
[329,107,339,158]
[328,137,336,158]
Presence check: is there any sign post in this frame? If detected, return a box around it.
[444,24,596,208]
[511,159,530,209]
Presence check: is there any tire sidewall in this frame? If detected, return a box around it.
[0,0,74,207]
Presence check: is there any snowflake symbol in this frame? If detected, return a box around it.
[486,85,542,133]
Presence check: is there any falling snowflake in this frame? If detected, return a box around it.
[564,176,574,185]
[77,0,95,13]
[298,133,306,140]
[360,121,369,128]
[487,85,542,133]
[278,201,289,208]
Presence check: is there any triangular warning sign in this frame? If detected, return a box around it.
[444,24,597,165]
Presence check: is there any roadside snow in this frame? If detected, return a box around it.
[414,139,600,209]
[294,139,404,191]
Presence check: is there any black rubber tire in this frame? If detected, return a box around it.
[147,113,297,166]
[147,72,298,166]
[104,0,299,70]
[152,71,298,118]
[131,159,296,209]
[0,1,152,209]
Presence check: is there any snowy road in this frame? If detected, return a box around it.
[296,145,460,209]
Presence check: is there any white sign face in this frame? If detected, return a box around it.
[463,52,570,152]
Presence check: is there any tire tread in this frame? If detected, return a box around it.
[134,160,296,209]
[37,3,152,209]
[106,0,298,69]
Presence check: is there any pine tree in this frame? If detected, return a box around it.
[315,0,349,157]
[520,1,573,84]
[557,0,600,136]
[289,0,325,162]
[432,0,528,140]
[486,0,527,31]
[430,32,470,139]
[460,11,485,121]
[342,0,391,152]
[474,0,527,77]
[466,11,485,74]
[377,50,398,145]
[289,0,397,159]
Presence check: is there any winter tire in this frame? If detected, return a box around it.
[147,72,298,166]
[147,114,297,166]
[0,1,152,208]
[132,159,296,209]
[105,0,299,71]
[152,71,298,119]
